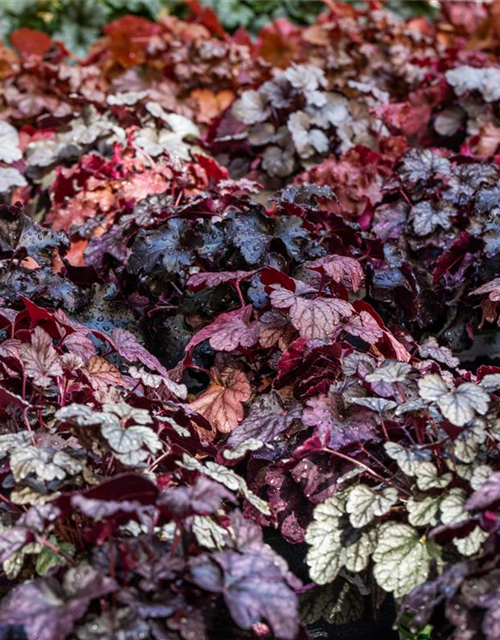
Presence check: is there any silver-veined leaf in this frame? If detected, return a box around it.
[373,523,440,598]
[418,374,489,426]
[384,442,432,476]
[439,488,467,525]
[351,397,397,413]
[346,485,397,529]
[407,495,440,527]
[415,462,452,491]
[10,447,82,482]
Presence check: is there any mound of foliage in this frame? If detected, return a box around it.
[1,2,500,640]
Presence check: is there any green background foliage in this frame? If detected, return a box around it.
[0,0,437,56]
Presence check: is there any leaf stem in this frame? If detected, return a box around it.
[324,447,388,483]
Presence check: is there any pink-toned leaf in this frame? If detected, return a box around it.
[112,327,163,371]
[343,311,384,344]
[112,328,186,397]
[0,339,22,362]
[418,337,460,368]
[258,309,295,349]
[186,305,258,354]
[19,326,63,388]
[472,278,500,302]
[86,356,127,390]
[270,286,353,340]
[384,330,411,363]
[187,270,256,292]
[62,332,96,363]
[307,255,364,291]
[189,367,252,434]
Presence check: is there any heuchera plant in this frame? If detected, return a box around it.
[2,2,500,640]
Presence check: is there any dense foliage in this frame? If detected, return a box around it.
[1,2,500,640]
[0,0,437,57]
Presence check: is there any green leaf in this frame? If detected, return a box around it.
[300,580,364,626]
[35,536,75,575]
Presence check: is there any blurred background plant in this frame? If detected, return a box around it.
[0,0,438,56]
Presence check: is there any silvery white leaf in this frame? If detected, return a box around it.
[344,527,378,572]
[311,93,350,128]
[232,90,270,125]
[0,167,27,192]
[454,526,488,556]
[305,494,347,584]
[415,462,452,491]
[134,127,164,157]
[10,447,82,482]
[373,523,439,598]
[161,113,200,138]
[0,431,31,458]
[407,495,440,527]
[157,130,191,160]
[346,485,397,529]
[288,111,329,159]
[419,375,489,426]
[453,421,487,462]
[177,454,270,515]
[351,397,397,413]
[101,423,160,457]
[56,404,98,426]
[433,106,464,137]
[470,465,493,490]
[439,488,467,525]
[0,121,23,163]
[384,442,432,476]
[365,360,412,384]
[418,374,449,402]
[223,438,264,461]
[438,384,489,427]
[107,91,148,106]
[446,66,500,102]
[284,64,327,93]
[395,399,427,416]
[156,415,190,438]
[100,403,152,425]
[305,493,376,584]
[192,516,227,550]
[479,374,500,391]
[409,201,454,236]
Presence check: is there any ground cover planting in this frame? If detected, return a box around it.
[1,2,500,639]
